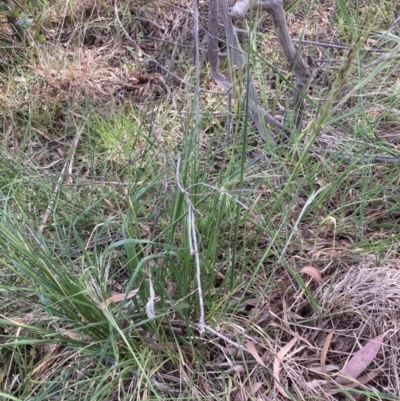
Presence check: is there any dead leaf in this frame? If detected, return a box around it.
[321,330,334,377]
[234,382,263,401]
[273,337,297,398]
[9,312,35,325]
[228,290,258,311]
[287,311,304,320]
[246,342,266,367]
[310,364,340,372]
[336,334,384,384]
[345,367,383,388]
[328,368,384,395]
[300,266,323,283]
[105,289,139,306]
[105,199,118,210]
[307,379,328,390]
[56,147,64,158]
[255,310,271,326]
[61,330,80,340]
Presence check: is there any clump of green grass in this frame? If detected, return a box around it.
[1,0,400,400]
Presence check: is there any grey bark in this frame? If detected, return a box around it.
[209,0,311,135]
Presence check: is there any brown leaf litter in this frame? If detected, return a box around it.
[206,262,399,400]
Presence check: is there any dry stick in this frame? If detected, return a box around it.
[39,125,85,233]
[232,27,392,54]
[387,14,400,33]
[220,0,273,138]
[176,167,278,348]
[189,0,204,332]
[313,149,400,164]
[365,42,400,68]
[223,0,287,139]
[231,0,311,131]
[291,38,388,53]
[232,6,400,163]
[208,0,283,143]
[175,156,205,333]
[201,324,247,351]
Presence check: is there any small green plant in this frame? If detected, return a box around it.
[0,0,40,44]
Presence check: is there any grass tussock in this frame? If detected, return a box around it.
[1,0,400,400]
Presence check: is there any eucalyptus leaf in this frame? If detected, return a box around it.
[15,17,34,30]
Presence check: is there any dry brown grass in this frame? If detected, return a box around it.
[1,0,400,400]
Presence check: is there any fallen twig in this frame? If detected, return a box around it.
[175,156,205,333]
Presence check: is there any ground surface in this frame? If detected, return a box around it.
[1,0,400,400]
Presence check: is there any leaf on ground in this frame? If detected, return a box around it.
[328,368,384,395]
[307,379,328,390]
[246,342,266,367]
[9,312,35,325]
[300,266,323,283]
[228,290,258,312]
[105,289,139,306]
[273,337,297,398]
[234,382,263,401]
[105,199,119,210]
[347,367,383,387]
[336,334,384,384]
[60,326,82,340]
[321,330,334,376]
